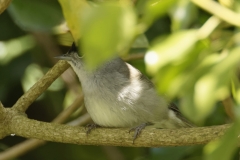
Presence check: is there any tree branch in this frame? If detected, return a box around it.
[122,53,145,62]
[0,114,91,160]
[0,101,4,115]
[0,0,11,14]
[0,102,7,139]
[12,60,70,112]
[52,94,84,123]
[191,0,240,27]
[0,93,87,159]
[32,32,81,95]
[2,112,230,147]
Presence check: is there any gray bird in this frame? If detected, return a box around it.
[56,43,193,140]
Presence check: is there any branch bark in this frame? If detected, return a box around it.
[12,60,70,112]
[1,110,230,147]
[52,94,84,123]
[0,114,91,160]
[0,102,7,139]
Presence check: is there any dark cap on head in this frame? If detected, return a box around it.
[68,43,78,54]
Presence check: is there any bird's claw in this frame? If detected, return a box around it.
[85,123,98,135]
[129,123,148,143]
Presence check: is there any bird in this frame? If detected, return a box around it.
[55,43,194,141]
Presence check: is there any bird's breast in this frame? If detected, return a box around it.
[84,96,142,127]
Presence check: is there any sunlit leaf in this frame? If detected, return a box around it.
[176,53,226,123]
[80,2,136,69]
[56,32,74,47]
[22,64,64,101]
[0,35,35,65]
[21,64,45,100]
[58,0,88,41]
[59,1,136,69]
[168,50,218,98]
[193,47,240,122]
[234,81,240,104]
[145,30,198,75]
[169,0,198,31]
[142,0,178,28]
[204,122,240,160]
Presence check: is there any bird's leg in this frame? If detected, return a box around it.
[129,122,152,143]
[85,123,99,134]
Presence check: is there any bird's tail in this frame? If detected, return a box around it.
[168,103,196,128]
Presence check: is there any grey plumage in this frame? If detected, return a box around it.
[56,44,193,137]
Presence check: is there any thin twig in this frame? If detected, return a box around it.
[0,0,11,14]
[122,53,145,62]
[197,16,222,40]
[222,97,235,120]
[191,0,240,27]
[52,94,84,123]
[32,32,81,95]
[12,60,70,112]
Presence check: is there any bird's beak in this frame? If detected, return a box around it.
[54,54,72,61]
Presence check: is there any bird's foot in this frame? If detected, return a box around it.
[129,123,151,143]
[85,123,99,135]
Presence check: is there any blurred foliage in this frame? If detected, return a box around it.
[0,0,240,159]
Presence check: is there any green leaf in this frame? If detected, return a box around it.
[232,75,240,104]
[204,122,240,160]
[59,1,136,69]
[58,0,88,41]
[0,35,35,65]
[80,2,136,69]
[131,34,149,48]
[169,0,198,31]
[142,0,178,27]
[8,0,63,32]
[193,46,240,122]
[145,30,198,75]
